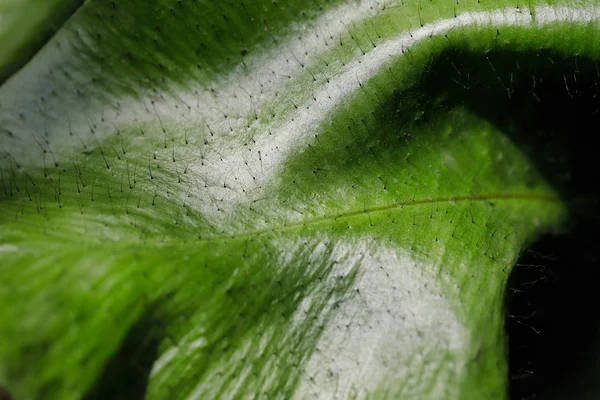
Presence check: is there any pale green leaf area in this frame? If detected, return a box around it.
[0,0,598,399]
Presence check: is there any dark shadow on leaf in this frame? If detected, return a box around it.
[506,219,600,400]
[415,48,600,207]
[0,385,12,400]
[83,316,164,400]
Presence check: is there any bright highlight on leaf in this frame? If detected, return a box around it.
[1,1,599,399]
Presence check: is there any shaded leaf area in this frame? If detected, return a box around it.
[507,216,600,400]
[0,385,12,400]
[2,1,600,399]
[0,0,84,83]
[416,45,600,204]
[84,315,164,400]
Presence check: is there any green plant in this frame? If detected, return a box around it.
[1,0,598,399]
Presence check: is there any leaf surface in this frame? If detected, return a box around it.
[1,1,598,399]
[0,0,84,83]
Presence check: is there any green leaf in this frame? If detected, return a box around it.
[0,0,84,83]
[1,1,597,399]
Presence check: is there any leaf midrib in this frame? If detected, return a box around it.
[127,191,559,245]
